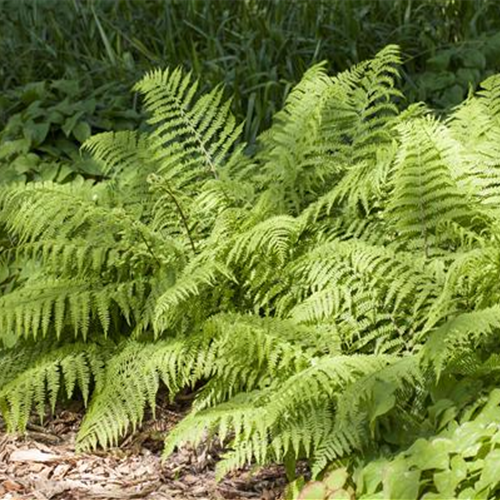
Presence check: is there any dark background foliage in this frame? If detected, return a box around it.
[1,0,500,146]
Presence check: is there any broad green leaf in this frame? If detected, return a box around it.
[458,487,476,499]
[453,422,491,457]
[54,137,79,157]
[40,163,61,181]
[358,493,384,500]
[20,81,46,103]
[47,110,65,124]
[383,459,420,500]
[471,485,491,500]
[478,389,500,417]
[443,84,465,107]
[76,97,97,114]
[13,153,40,174]
[73,122,92,143]
[356,459,387,495]
[23,122,50,146]
[298,481,327,500]
[477,448,500,490]
[324,467,348,491]
[327,489,351,500]
[56,164,75,182]
[51,79,80,96]
[467,458,484,473]
[62,111,84,137]
[460,49,487,70]
[419,71,455,92]
[456,68,481,88]
[434,468,461,497]
[407,438,451,471]
[450,454,467,479]
[53,97,77,116]
[427,51,451,71]
[25,100,46,120]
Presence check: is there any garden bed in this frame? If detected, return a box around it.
[0,404,288,500]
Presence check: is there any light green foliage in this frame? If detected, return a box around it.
[352,389,500,499]
[291,467,354,500]
[0,340,108,431]
[294,391,500,499]
[3,45,500,499]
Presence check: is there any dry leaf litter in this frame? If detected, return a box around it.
[0,399,289,500]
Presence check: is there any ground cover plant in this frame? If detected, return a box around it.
[0,78,141,185]
[3,44,500,499]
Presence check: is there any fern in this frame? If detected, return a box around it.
[0,340,108,431]
[163,353,397,479]
[76,314,311,450]
[3,45,500,488]
[422,306,500,377]
[448,75,500,211]
[386,115,473,256]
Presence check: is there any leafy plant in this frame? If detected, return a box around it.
[353,389,500,499]
[289,468,354,500]
[410,32,500,109]
[0,78,141,185]
[2,44,500,498]
[2,0,500,143]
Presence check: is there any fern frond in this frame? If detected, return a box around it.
[0,274,156,341]
[274,239,439,352]
[193,314,310,410]
[77,313,310,450]
[312,356,421,475]
[134,67,243,184]
[0,340,108,431]
[0,181,102,243]
[83,131,152,181]
[448,75,500,211]
[386,116,472,256]
[163,354,396,477]
[422,306,500,377]
[4,48,500,486]
[314,45,402,214]
[153,258,234,333]
[227,215,301,267]
[77,340,162,450]
[255,63,336,213]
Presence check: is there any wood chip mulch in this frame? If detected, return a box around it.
[0,401,289,500]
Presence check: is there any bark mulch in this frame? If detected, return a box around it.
[0,401,289,500]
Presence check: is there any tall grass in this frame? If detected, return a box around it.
[1,0,498,142]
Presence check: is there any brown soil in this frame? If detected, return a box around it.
[0,400,289,500]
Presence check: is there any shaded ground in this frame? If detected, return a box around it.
[0,401,289,500]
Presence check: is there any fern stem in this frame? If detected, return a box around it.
[134,223,162,268]
[154,179,197,255]
[175,100,219,180]
[417,135,429,259]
